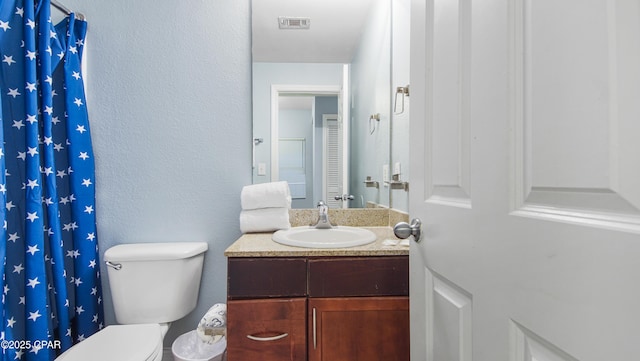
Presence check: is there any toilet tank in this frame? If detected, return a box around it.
[104,242,208,324]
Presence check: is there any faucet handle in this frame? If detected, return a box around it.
[313,200,333,229]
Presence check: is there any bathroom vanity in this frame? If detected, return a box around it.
[224,226,409,361]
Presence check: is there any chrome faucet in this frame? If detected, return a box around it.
[312,200,334,229]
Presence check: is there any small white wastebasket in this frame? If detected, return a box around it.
[172,330,226,361]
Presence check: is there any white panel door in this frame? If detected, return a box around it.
[323,114,343,208]
[409,0,640,360]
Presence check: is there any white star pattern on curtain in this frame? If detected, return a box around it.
[0,0,104,359]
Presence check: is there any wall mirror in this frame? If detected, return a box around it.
[251,0,392,209]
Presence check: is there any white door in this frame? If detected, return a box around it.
[409,0,640,360]
[323,114,343,208]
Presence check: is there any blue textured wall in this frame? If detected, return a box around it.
[62,0,252,346]
[350,0,391,208]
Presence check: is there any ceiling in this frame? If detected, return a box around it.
[252,0,374,63]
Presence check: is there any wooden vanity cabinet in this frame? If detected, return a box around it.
[226,298,307,361]
[308,297,409,361]
[227,258,308,361]
[307,257,409,361]
[226,256,409,361]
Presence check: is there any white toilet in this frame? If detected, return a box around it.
[56,242,209,361]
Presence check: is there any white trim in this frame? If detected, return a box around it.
[341,65,351,208]
[511,205,640,235]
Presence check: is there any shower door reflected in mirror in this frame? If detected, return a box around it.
[251,0,392,209]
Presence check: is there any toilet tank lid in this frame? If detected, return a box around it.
[104,242,208,262]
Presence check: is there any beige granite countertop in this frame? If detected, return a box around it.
[226,208,410,257]
[224,226,409,257]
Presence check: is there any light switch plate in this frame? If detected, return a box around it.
[257,163,266,176]
[394,162,401,176]
[383,164,390,183]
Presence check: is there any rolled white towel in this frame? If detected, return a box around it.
[241,181,292,210]
[240,207,291,233]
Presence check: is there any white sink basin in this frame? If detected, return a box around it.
[272,226,377,249]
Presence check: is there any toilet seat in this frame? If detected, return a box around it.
[55,324,163,361]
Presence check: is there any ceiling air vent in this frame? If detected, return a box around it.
[278,17,311,29]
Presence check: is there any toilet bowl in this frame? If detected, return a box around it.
[55,242,208,361]
[56,324,164,361]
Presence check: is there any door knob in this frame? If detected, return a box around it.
[393,218,422,243]
[334,194,355,201]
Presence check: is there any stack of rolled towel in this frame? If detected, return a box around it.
[239,181,292,233]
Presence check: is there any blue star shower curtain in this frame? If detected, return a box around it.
[0,0,104,359]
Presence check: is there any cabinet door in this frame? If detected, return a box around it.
[308,297,409,361]
[227,298,307,361]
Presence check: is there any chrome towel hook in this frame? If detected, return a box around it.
[394,85,410,114]
[369,113,380,134]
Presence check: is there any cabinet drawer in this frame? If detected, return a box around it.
[227,298,307,361]
[308,256,409,297]
[228,257,307,299]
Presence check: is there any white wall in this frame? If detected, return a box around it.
[61,0,252,346]
[391,0,411,211]
[350,0,391,208]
